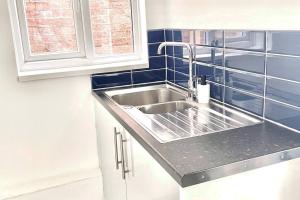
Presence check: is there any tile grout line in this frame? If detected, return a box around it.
[222,30,226,104]
[164,29,167,83]
[262,31,268,119]
[266,97,300,111]
[172,29,176,84]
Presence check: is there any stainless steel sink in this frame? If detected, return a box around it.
[111,88,186,106]
[139,101,194,114]
[105,84,262,143]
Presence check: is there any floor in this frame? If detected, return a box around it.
[7,177,103,200]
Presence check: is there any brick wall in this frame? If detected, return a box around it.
[24,0,133,55]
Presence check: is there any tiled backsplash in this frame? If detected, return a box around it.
[165,29,300,132]
[91,29,167,90]
[92,29,300,133]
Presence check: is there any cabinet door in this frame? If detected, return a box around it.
[94,99,126,200]
[125,131,180,200]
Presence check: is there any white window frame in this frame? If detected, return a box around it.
[7,0,149,81]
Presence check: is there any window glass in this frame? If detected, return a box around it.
[24,0,79,55]
[89,0,134,55]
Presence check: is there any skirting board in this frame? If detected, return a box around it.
[0,168,102,200]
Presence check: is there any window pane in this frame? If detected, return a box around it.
[89,0,134,55]
[24,0,78,55]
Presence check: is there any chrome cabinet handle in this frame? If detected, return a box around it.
[114,127,122,170]
[120,133,130,180]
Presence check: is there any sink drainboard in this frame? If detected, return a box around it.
[125,102,261,143]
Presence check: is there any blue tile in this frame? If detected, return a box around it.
[167,56,175,69]
[148,30,165,43]
[175,72,189,88]
[92,72,132,89]
[173,30,194,43]
[225,87,264,116]
[265,99,300,131]
[225,31,265,52]
[195,30,224,47]
[210,83,224,101]
[132,69,165,84]
[195,46,223,66]
[225,70,265,96]
[166,46,174,56]
[165,29,173,42]
[266,78,300,108]
[149,56,166,70]
[148,43,163,57]
[174,46,185,58]
[174,58,190,75]
[224,49,265,74]
[196,64,224,84]
[267,31,300,56]
[167,69,175,83]
[266,55,300,82]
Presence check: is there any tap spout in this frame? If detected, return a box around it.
[157,42,195,100]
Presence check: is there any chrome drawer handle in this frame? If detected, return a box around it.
[120,134,130,180]
[114,127,122,170]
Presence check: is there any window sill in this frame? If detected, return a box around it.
[18,59,149,82]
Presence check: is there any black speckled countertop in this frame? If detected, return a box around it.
[93,90,300,188]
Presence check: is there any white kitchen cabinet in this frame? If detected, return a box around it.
[94,98,179,200]
[94,99,127,200]
[125,129,179,200]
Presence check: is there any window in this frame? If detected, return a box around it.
[8,0,148,81]
[89,0,134,55]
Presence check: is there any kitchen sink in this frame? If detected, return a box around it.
[111,88,186,106]
[139,101,194,114]
[105,84,262,143]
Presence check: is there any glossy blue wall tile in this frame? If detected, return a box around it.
[174,58,190,75]
[132,69,165,84]
[167,69,175,83]
[92,72,132,89]
[165,30,173,42]
[225,70,265,96]
[175,72,189,88]
[194,46,223,66]
[225,31,266,52]
[224,50,265,74]
[148,43,163,57]
[148,56,166,70]
[266,55,300,82]
[210,83,224,101]
[173,30,194,43]
[167,56,175,69]
[265,100,300,131]
[166,46,174,56]
[266,78,300,108]
[195,30,224,47]
[173,46,185,58]
[267,31,300,56]
[148,30,165,43]
[196,64,224,84]
[225,87,264,116]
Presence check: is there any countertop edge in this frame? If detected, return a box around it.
[181,146,300,187]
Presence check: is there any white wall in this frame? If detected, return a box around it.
[0,0,100,198]
[145,0,167,29]
[163,0,300,30]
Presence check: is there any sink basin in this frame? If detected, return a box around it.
[139,101,194,114]
[105,84,262,143]
[111,88,186,106]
